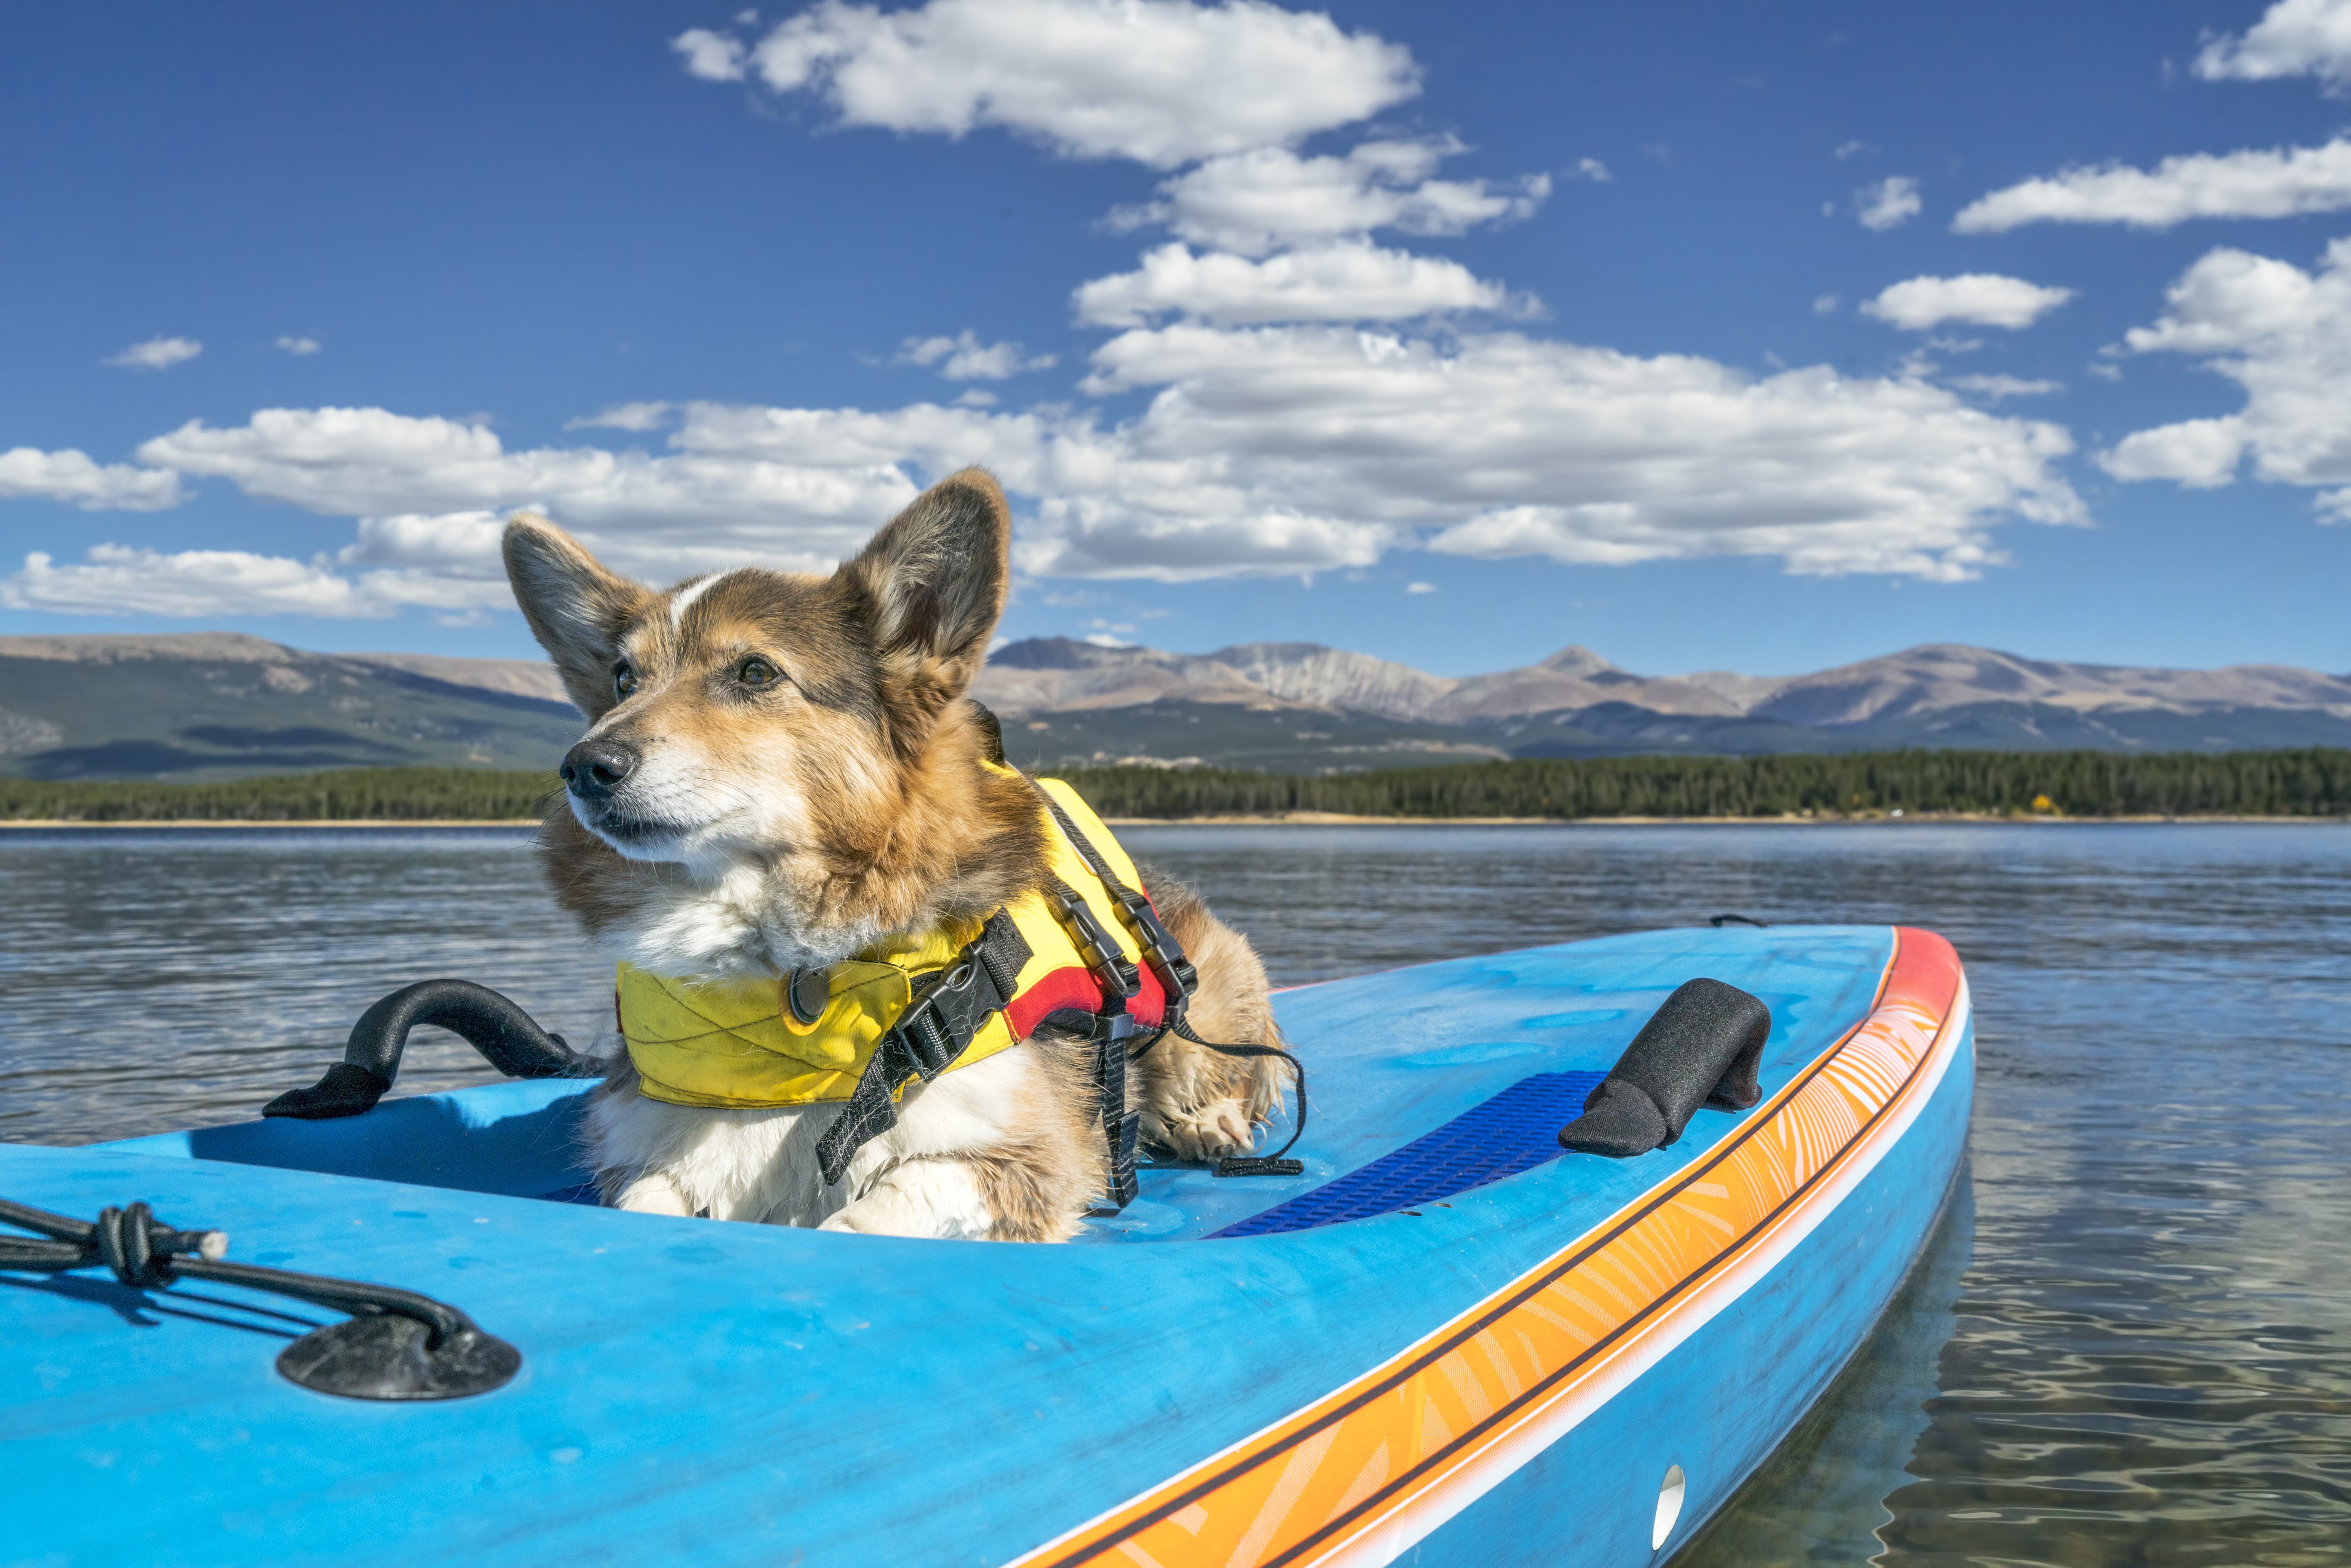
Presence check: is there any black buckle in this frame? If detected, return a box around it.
[889,966,970,1081]
[815,913,1031,1188]
[1050,888,1140,1000]
[1110,887,1197,1008]
[882,912,1032,1084]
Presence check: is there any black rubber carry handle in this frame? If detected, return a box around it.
[1557,978,1771,1157]
[263,979,586,1120]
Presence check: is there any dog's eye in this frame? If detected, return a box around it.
[613,663,637,700]
[737,657,782,690]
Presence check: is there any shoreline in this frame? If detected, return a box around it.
[0,818,544,829]
[3,813,2343,829]
[1112,812,2350,825]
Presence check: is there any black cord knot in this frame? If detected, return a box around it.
[92,1201,174,1289]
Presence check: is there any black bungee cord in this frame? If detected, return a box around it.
[0,1195,520,1400]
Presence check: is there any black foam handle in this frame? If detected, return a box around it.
[1558,978,1772,1157]
[264,979,584,1120]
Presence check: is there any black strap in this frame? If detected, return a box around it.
[1086,1012,1144,1215]
[815,912,1032,1187]
[1035,782,1305,1191]
[1034,870,1145,1214]
[1033,789,1198,1025]
[1171,1018,1310,1174]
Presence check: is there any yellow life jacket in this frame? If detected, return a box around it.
[616,772,1178,1112]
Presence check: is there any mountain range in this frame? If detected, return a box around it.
[3,631,2348,781]
[0,634,581,781]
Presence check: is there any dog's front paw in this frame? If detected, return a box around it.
[1146,1099,1258,1162]
[818,1159,996,1239]
[611,1171,696,1216]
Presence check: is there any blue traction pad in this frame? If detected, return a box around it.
[1212,1070,1608,1239]
[532,1071,1613,1231]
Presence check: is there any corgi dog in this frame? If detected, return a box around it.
[501,470,1289,1242]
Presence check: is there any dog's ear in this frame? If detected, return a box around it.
[838,468,1011,753]
[502,514,650,718]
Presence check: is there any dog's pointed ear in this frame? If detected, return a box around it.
[502,514,650,718]
[839,469,1011,750]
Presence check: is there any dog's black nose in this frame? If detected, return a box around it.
[560,738,638,799]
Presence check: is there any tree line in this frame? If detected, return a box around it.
[3,750,2348,823]
[0,767,562,823]
[1058,748,2351,820]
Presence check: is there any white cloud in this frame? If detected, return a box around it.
[0,537,533,619]
[2194,0,2351,88]
[1057,323,2081,582]
[0,448,184,511]
[1954,137,2351,232]
[1566,157,1610,182]
[104,336,202,370]
[898,330,1057,380]
[337,510,511,572]
[275,335,322,356]
[1946,374,2063,400]
[1073,241,1514,326]
[0,545,371,617]
[565,401,675,432]
[1861,274,2076,330]
[1813,293,1839,314]
[1857,175,1921,230]
[1405,580,1437,593]
[132,404,935,580]
[0,317,2088,610]
[701,0,1418,168]
[2102,417,2250,487]
[2102,237,2351,500]
[1112,138,1548,255]
[1834,140,1873,161]
[672,26,749,81]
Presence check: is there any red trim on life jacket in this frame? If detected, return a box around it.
[1003,961,1168,1040]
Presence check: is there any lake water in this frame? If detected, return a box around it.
[2,821,2347,1564]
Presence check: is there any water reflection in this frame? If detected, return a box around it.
[1676,1172,1976,1567]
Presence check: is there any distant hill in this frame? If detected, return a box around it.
[5,631,2349,779]
[0,634,580,781]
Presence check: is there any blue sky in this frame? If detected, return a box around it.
[5,0,2351,678]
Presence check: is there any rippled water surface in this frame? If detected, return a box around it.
[3,821,2348,1563]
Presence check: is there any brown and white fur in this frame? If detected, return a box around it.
[502,470,1288,1242]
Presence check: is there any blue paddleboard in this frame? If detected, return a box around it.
[1,923,1971,1567]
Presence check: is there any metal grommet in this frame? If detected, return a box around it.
[785,968,828,1025]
